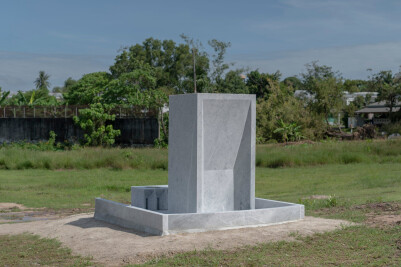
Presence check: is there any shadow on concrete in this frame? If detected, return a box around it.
[66,217,155,237]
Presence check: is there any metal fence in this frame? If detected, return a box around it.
[0,105,158,119]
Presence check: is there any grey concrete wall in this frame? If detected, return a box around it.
[168,94,256,214]
[0,118,158,145]
[94,198,167,235]
[94,197,304,235]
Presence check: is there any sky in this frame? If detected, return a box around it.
[1,0,401,92]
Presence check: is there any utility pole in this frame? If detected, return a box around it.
[193,47,197,93]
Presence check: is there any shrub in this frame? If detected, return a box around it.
[73,103,121,146]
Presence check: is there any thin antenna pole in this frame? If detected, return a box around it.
[193,47,197,93]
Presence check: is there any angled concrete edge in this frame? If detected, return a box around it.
[94,198,168,235]
[94,198,304,236]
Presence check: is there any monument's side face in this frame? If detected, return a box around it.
[168,94,199,213]
[168,94,256,214]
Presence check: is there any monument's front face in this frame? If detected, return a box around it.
[168,94,256,213]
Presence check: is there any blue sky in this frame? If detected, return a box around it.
[1,0,401,91]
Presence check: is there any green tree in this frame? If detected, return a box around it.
[208,39,231,88]
[246,70,282,99]
[64,72,111,104]
[301,62,344,126]
[105,62,157,105]
[343,95,367,118]
[53,77,77,93]
[343,79,368,92]
[34,71,51,91]
[256,78,325,142]
[369,70,401,121]
[0,87,10,106]
[110,37,209,94]
[73,103,121,146]
[216,69,248,94]
[282,76,302,91]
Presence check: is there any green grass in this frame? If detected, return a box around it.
[0,233,93,266]
[256,139,401,168]
[0,141,401,266]
[0,163,400,212]
[141,225,401,266]
[0,169,167,210]
[0,139,401,170]
[0,147,168,170]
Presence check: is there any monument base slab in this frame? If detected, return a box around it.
[94,197,304,236]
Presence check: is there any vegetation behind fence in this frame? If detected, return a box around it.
[0,105,158,119]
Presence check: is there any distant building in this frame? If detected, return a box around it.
[343,91,378,106]
[354,101,400,126]
[293,90,378,105]
[49,93,63,100]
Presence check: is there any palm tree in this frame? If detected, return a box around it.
[34,71,51,91]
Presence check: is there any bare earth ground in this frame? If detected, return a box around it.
[0,208,352,266]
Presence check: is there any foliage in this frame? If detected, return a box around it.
[273,119,304,142]
[73,103,121,146]
[6,89,58,106]
[381,121,401,135]
[105,63,157,105]
[301,61,344,125]
[282,76,302,90]
[343,79,369,92]
[215,69,248,94]
[369,70,401,121]
[110,37,210,94]
[246,70,282,99]
[0,87,10,106]
[256,78,325,142]
[64,72,111,104]
[343,95,370,116]
[34,71,51,91]
[52,77,77,93]
[208,39,232,87]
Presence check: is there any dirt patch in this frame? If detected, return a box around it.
[354,202,401,228]
[315,202,401,228]
[0,204,93,223]
[0,203,28,212]
[0,213,352,266]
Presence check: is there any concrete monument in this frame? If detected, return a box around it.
[95,93,304,235]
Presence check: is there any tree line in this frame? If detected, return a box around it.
[1,36,401,144]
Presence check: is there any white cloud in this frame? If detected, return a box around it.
[230,41,401,79]
[0,51,114,92]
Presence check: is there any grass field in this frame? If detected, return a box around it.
[0,140,400,266]
[0,139,400,170]
[0,234,92,266]
[141,225,401,266]
[0,163,400,211]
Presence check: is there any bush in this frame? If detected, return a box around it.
[381,122,401,136]
[73,103,121,146]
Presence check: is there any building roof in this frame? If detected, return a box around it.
[355,101,401,114]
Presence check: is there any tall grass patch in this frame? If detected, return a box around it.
[0,139,400,170]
